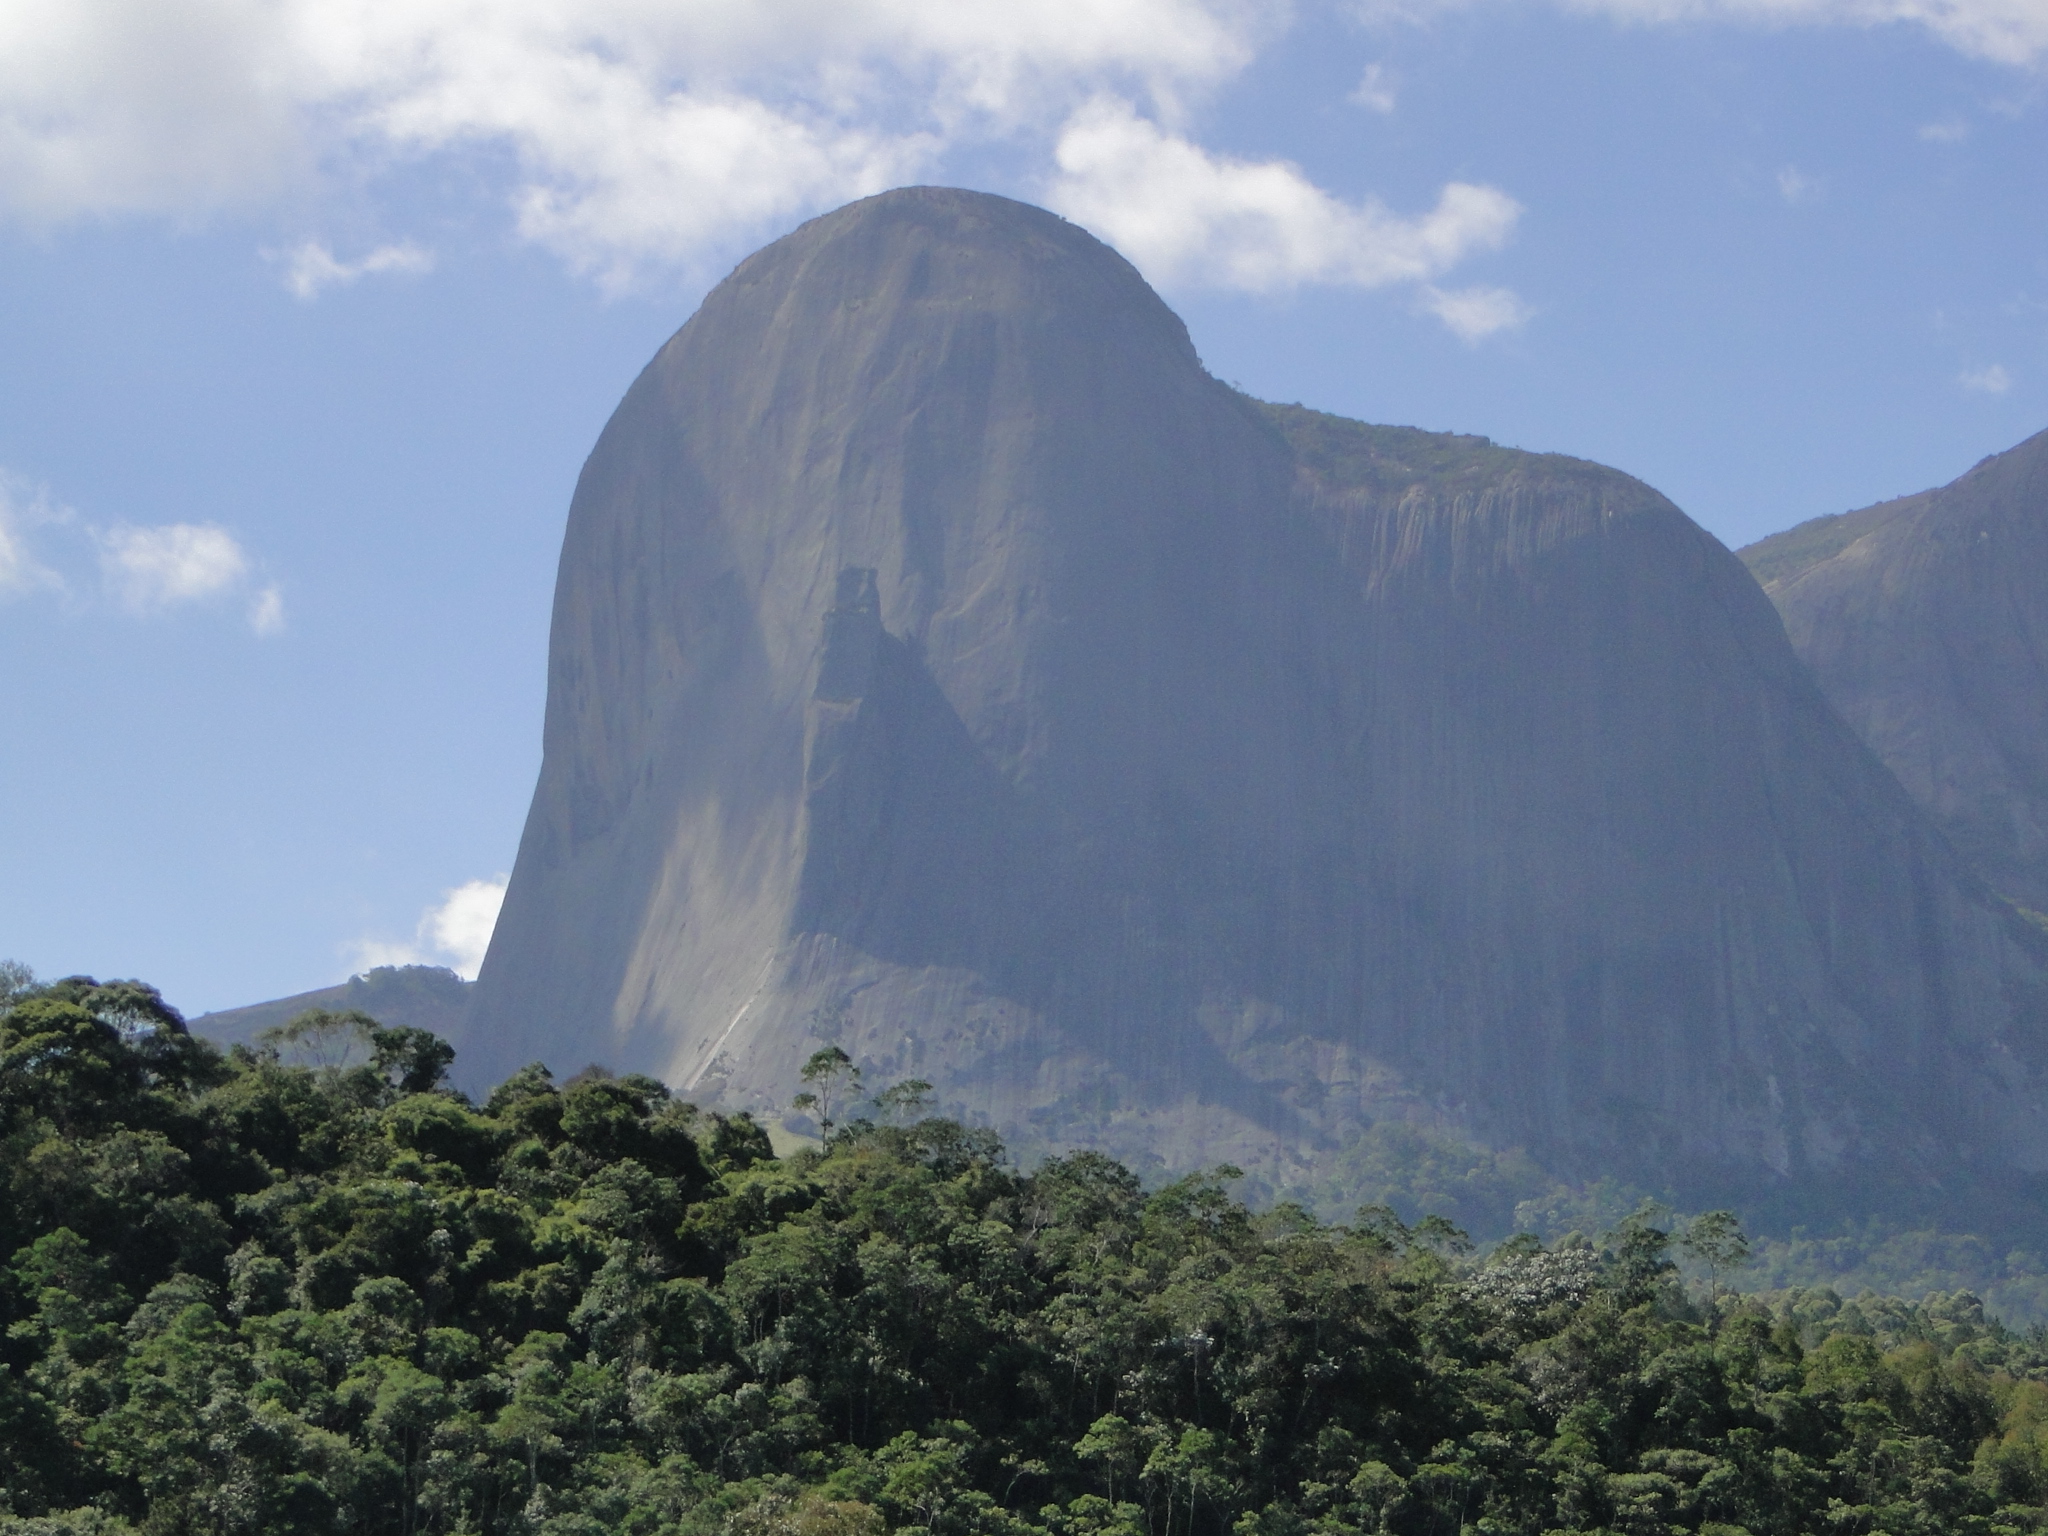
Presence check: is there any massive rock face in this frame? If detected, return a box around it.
[1742,430,2048,914]
[464,186,2048,1194]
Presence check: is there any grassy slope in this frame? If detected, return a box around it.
[1736,498,1920,589]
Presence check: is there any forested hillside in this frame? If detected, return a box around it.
[8,975,2048,1536]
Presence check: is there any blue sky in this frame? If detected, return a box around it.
[2,0,2044,1015]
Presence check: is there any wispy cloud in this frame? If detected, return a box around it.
[1776,164,1817,202]
[1542,0,2045,67]
[1047,96,1523,326]
[1350,63,1399,113]
[1420,284,1535,341]
[1918,117,1971,141]
[0,475,66,598]
[350,875,509,980]
[279,240,433,300]
[247,584,286,635]
[98,522,248,611]
[1352,0,2048,65]
[1960,362,2013,393]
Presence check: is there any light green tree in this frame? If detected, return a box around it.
[1679,1209,1752,1298]
[791,1045,861,1136]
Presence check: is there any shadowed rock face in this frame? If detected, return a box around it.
[464,186,2048,1194]
[1742,430,2048,915]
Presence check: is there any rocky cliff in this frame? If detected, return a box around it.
[462,187,2048,1196]
[1742,429,2048,915]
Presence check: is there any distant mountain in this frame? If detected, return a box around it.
[191,964,472,1051]
[448,186,2048,1204]
[1741,428,2048,913]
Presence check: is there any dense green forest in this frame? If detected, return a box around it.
[1273,1122,2048,1332]
[11,975,2048,1535]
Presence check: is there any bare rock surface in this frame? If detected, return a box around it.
[462,187,2048,1194]
[1743,429,2048,915]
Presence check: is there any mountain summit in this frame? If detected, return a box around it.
[463,187,2048,1195]
[1743,428,2048,915]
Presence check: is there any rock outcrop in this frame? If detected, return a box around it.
[463,187,2048,1196]
[1742,429,2048,914]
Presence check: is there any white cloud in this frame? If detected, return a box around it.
[1919,117,1971,140]
[280,239,434,299]
[98,522,249,611]
[1420,283,1534,340]
[248,584,286,635]
[351,874,509,980]
[1,0,2037,300]
[0,0,303,225]
[1047,96,1521,299]
[1353,0,2048,65]
[0,472,281,627]
[1776,164,1816,201]
[1350,62,1399,112]
[1558,0,2048,65]
[0,0,1277,285]
[0,475,65,598]
[1960,362,2013,392]
[0,514,32,596]
[426,877,508,977]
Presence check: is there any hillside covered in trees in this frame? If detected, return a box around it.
[9,976,2048,1535]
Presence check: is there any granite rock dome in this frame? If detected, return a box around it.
[463,187,2048,1194]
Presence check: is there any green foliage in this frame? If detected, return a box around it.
[12,979,2048,1536]
[1294,1117,2048,1329]
[1735,501,1905,589]
[1737,1224,2048,1324]
[0,960,36,1009]
[1679,1212,1752,1298]
[1276,1119,1561,1236]
[789,1047,859,1138]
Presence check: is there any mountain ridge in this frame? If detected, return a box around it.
[1741,426,2048,912]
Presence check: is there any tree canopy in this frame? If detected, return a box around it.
[5,975,2048,1535]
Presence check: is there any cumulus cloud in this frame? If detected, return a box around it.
[280,239,434,299]
[98,522,248,611]
[1420,283,1534,340]
[0,0,303,225]
[427,878,508,976]
[0,1,1542,306]
[1960,362,2012,393]
[1048,96,1522,303]
[351,875,509,980]
[0,470,281,629]
[2,0,2038,303]
[0,0,1277,284]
